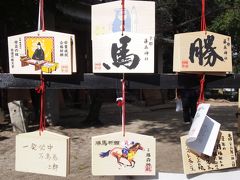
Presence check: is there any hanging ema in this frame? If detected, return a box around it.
[8,30,76,75]
[173,31,232,73]
[92,132,156,176]
[91,1,155,73]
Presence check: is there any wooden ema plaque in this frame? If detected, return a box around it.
[91,1,155,74]
[8,30,76,74]
[15,130,70,177]
[181,131,236,175]
[173,31,232,73]
[92,132,156,176]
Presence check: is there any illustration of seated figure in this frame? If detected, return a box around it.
[32,42,45,60]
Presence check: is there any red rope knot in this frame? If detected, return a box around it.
[35,77,45,94]
[116,97,123,107]
[35,76,46,134]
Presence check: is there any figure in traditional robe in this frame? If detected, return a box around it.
[32,42,45,60]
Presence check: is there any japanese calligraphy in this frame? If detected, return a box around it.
[181,131,236,174]
[103,35,140,70]
[59,41,68,57]
[144,36,154,61]
[15,130,70,177]
[173,31,232,73]
[189,35,224,67]
[23,142,59,171]
[145,148,152,172]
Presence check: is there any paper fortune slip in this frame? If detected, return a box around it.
[181,131,236,175]
[8,30,76,74]
[187,103,221,156]
[91,0,155,40]
[92,132,156,176]
[173,31,232,73]
[15,130,70,177]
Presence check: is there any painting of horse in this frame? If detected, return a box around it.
[99,142,144,167]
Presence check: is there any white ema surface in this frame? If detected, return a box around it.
[15,130,70,177]
[91,0,155,40]
[92,132,156,176]
[92,32,154,73]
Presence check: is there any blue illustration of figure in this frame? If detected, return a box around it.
[112,8,131,32]
[122,140,134,158]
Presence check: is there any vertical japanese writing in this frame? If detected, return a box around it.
[60,41,69,57]
[145,148,152,172]
[14,40,19,57]
[223,38,230,61]
[19,38,22,50]
[60,41,63,57]
[23,143,59,172]
[143,36,153,61]
[64,41,68,57]
[10,48,14,68]
[183,131,236,174]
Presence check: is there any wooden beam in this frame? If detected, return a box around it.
[0,73,240,89]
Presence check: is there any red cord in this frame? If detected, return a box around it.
[35,75,46,134]
[121,0,125,35]
[121,79,126,136]
[40,0,45,31]
[197,0,206,106]
[201,0,206,31]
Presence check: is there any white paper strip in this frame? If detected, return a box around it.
[187,103,221,156]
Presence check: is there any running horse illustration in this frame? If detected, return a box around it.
[99,143,144,167]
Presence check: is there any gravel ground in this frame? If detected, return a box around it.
[0,100,239,180]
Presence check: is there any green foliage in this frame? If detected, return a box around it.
[209,0,240,72]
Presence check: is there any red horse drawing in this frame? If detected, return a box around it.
[99,143,144,167]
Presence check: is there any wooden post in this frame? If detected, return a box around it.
[8,101,27,133]
[44,2,59,125]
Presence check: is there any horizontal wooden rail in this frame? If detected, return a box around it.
[0,73,240,89]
